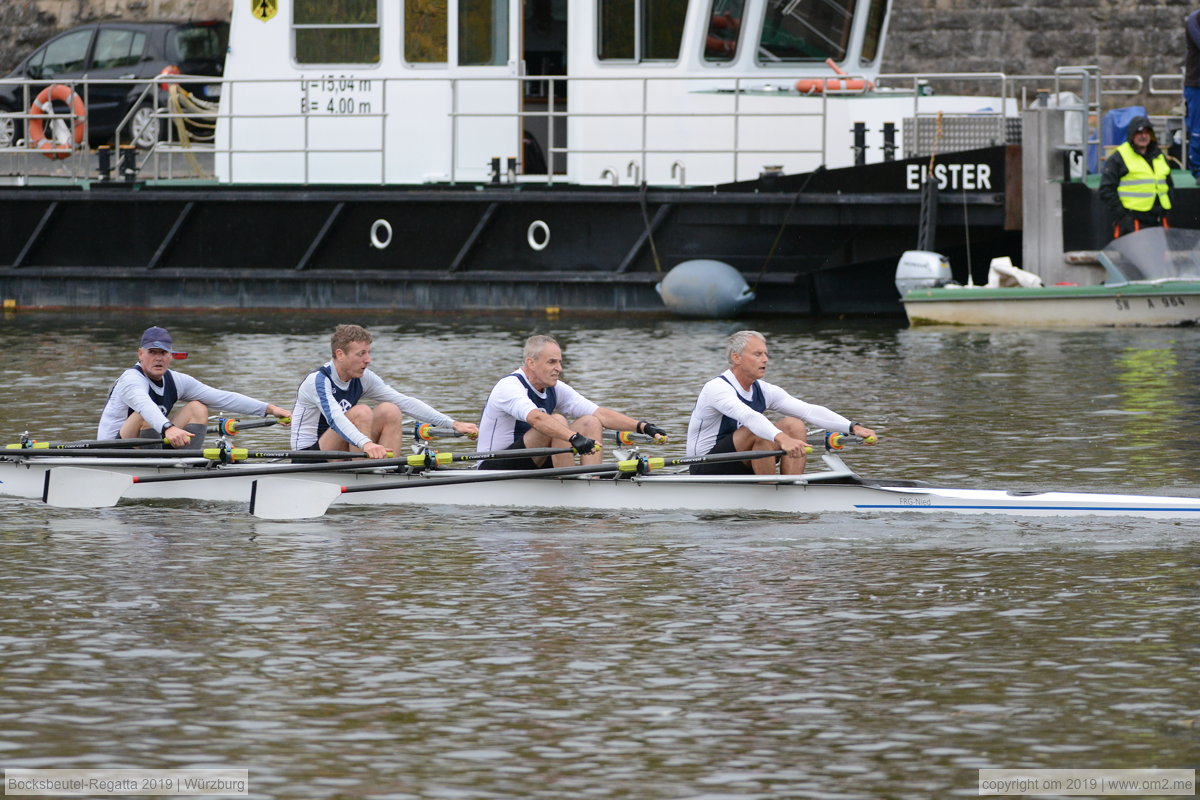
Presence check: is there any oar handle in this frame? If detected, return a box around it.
[824,432,877,451]
[413,422,478,441]
[604,430,661,445]
[209,417,287,435]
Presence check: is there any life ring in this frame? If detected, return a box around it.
[795,57,874,95]
[794,77,869,94]
[28,83,87,159]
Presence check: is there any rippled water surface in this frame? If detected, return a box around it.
[1,313,1197,799]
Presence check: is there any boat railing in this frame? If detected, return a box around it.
[0,74,224,184]
[0,67,1174,186]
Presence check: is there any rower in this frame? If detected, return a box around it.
[476,334,668,469]
[290,324,478,461]
[98,326,292,449]
[686,330,876,475]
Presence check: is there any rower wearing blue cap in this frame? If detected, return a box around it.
[97,326,292,448]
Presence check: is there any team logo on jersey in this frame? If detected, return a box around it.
[339,399,353,412]
[252,0,277,22]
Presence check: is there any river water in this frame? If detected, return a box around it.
[1,312,1197,799]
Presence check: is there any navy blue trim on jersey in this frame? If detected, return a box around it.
[715,374,765,439]
[129,365,178,421]
[511,372,557,446]
[314,364,364,440]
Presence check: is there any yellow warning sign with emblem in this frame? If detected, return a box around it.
[252,0,277,22]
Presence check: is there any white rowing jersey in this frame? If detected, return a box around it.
[291,362,455,449]
[477,370,599,452]
[686,369,853,456]
[97,366,269,439]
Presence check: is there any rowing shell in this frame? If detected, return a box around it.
[4,455,1200,519]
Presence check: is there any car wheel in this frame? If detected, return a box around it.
[130,103,165,149]
[0,107,19,149]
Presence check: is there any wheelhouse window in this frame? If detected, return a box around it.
[598,0,688,62]
[703,0,745,62]
[459,0,509,66]
[759,0,857,63]
[406,0,448,63]
[860,0,888,65]
[294,0,380,65]
[92,29,146,70]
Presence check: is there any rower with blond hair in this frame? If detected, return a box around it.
[291,324,477,460]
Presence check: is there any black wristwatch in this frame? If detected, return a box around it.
[847,421,859,434]
[161,421,174,435]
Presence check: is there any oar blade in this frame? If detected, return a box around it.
[250,477,344,520]
[43,467,135,508]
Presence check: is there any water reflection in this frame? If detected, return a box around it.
[1,314,1198,798]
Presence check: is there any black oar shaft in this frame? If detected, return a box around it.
[342,461,622,495]
[339,449,787,497]
[131,447,574,484]
[6,437,164,450]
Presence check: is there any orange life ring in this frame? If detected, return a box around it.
[794,77,869,94]
[28,83,87,160]
[795,57,874,95]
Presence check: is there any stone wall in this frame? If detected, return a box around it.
[883,0,1192,114]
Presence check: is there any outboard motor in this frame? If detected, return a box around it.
[895,250,952,296]
[657,259,755,318]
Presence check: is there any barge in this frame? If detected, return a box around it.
[0,1,1184,315]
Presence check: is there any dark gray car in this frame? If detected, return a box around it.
[0,19,227,150]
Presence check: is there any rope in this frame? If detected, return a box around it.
[638,181,664,273]
[752,165,825,293]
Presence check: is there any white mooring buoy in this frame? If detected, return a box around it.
[656,259,755,318]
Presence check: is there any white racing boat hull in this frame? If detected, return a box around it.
[5,457,1200,519]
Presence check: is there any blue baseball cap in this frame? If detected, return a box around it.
[139,326,176,353]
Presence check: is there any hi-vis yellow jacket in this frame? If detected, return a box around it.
[1114,142,1172,212]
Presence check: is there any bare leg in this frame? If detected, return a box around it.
[119,400,209,439]
[317,403,375,458]
[570,414,604,466]
[731,415,808,474]
[520,422,557,467]
[370,402,403,455]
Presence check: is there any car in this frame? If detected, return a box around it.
[0,19,227,152]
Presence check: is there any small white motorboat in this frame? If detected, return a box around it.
[897,227,1200,326]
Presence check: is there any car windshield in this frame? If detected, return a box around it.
[169,24,228,63]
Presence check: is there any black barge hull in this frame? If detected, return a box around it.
[0,147,1023,316]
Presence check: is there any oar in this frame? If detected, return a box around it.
[604,430,658,445]
[413,422,479,441]
[6,437,165,450]
[42,446,574,508]
[249,449,786,520]
[824,432,878,450]
[209,417,289,435]
[11,447,389,461]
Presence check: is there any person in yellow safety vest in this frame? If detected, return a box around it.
[1098,115,1174,239]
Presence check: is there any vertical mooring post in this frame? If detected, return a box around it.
[852,122,867,167]
[882,122,897,162]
